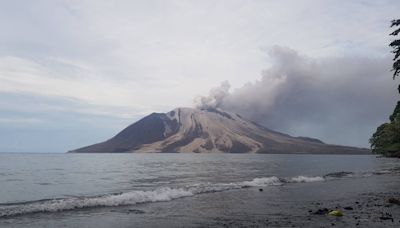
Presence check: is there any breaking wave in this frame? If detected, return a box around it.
[240,176,282,187]
[288,176,325,183]
[0,175,323,218]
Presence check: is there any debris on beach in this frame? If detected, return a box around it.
[388,198,400,205]
[328,210,343,217]
[312,208,329,215]
[312,208,344,217]
[379,212,394,222]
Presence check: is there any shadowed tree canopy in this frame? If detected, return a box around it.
[370,19,400,157]
[390,19,400,81]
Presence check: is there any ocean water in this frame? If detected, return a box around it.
[0,153,399,227]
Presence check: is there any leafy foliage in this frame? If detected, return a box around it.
[370,20,400,157]
[390,19,400,80]
[370,105,400,156]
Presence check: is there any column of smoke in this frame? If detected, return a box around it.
[194,81,230,110]
[193,46,395,147]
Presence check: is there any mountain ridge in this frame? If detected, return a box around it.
[70,107,370,154]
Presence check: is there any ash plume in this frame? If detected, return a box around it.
[194,81,230,110]
[195,46,397,147]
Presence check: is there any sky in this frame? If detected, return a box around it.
[0,0,399,152]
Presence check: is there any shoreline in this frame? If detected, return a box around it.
[2,179,400,228]
[2,188,399,228]
[0,154,397,228]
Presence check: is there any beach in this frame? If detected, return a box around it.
[0,153,399,227]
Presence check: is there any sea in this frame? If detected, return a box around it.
[0,153,399,227]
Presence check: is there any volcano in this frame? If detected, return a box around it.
[70,107,369,154]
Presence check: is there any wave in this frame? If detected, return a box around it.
[0,187,194,218]
[2,166,398,218]
[240,176,282,187]
[288,176,325,183]
[0,175,323,218]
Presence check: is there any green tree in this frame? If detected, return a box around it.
[370,109,400,156]
[370,19,400,157]
[390,19,400,81]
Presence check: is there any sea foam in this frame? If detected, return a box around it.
[0,175,324,218]
[240,176,282,187]
[289,176,325,183]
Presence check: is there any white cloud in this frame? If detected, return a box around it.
[1,0,398,105]
[0,117,44,126]
[0,56,134,105]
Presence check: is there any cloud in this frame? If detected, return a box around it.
[0,55,178,117]
[198,46,398,147]
[0,117,44,126]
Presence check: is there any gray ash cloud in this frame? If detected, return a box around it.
[195,46,398,147]
[194,80,230,110]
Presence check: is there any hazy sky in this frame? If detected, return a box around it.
[0,0,399,152]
